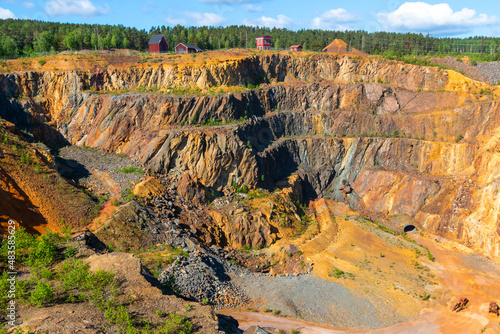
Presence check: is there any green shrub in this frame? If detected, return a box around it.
[20,152,31,164]
[30,281,54,307]
[121,187,135,202]
[0,227,59,267]
[58,259,91,290]
[40,267,54,280]
[455,134,464,142]
[426,249,435,262]
[28,234,58,267]
[105,304,135,328]
[158,312,193,334]
[328,267,355,279]
[0,271,13,310]
[64,245,77,258]
[328,267,345,278]
[156,310,166,317]
[234,184,249,194]
[38,59,46,66]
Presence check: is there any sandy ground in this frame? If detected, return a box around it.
[223,232,500,333]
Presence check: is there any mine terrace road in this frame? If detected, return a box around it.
[223,233,500,334]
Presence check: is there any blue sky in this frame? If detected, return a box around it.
[1,0,499,37]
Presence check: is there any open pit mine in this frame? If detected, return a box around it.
[1,49,500,333]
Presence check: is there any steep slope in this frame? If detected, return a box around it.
[0,120,96,233]
[1,52,499,258]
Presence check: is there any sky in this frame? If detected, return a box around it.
[0,0,500,37]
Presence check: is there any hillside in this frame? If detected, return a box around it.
[1,49,500,333]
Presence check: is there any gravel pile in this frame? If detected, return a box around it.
[56,145,144,195]
[430,57,500,85]
[159,249,248,309]
[477,62,500,85]
[151,192,249,309]
[232,274,409,330]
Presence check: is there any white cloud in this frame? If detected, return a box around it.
[244,14,294,29]
[24,1,35,8]
[0,7,15,19]
[45,0,108,16]
[165,16,187,26]
[184,12,225,26]
[312,8,359,30]
[377,2,497,35]
[244,4,262,12]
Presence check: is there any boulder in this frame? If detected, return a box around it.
[132,177,166,199]
[177,172,208,205]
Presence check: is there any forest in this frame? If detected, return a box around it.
[1,18,500,61]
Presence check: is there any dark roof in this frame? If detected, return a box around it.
[175,43,203,52]
[149,35,166,44]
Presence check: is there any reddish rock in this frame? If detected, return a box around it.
[177,172,208,205]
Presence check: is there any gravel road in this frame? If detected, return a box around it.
[56,145,144,196]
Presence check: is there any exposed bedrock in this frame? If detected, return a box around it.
[0,53,456,95]
[1,56,500,257]
[0,53,492,130]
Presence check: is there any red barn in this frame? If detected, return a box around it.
[149,35,168,53]
[289,45,302,51]
[256,36,272,50]
[175,43,203,54]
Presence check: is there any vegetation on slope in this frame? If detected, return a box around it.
[0,228,196,334]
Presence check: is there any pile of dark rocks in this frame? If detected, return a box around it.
[159,242,250,309]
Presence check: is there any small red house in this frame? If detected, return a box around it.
[256,36,272,50]
[149,35,168,53]
[289,45,302,52]
[175,43,203,54]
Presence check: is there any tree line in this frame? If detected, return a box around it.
[1,18,500,61]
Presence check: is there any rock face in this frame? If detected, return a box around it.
[1,53,500,258]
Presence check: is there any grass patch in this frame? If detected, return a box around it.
[328,267,355,279]
[120,166,144,174]
[455,134,464,143]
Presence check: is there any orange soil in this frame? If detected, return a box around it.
[1,48,342,73]
[0,124,95,235]
[0,166,48,235]
[224,209,500,333]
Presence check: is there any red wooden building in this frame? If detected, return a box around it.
[256,36,272,50]
[148,35,168,53]
[289,45,302,51]
[175,43,203,54]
